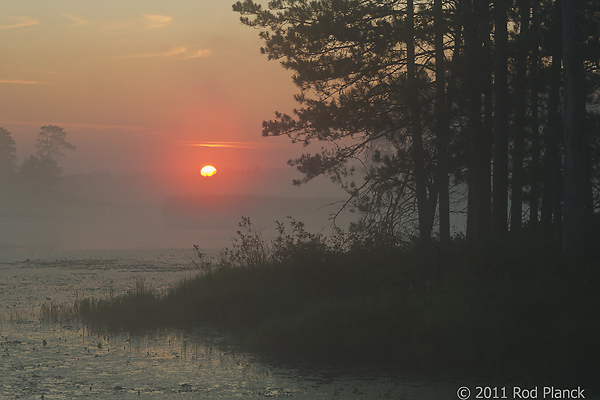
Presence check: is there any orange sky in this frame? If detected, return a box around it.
[0,0,303,176]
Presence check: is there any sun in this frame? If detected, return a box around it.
[200,165,217,177]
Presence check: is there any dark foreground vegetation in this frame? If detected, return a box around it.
[59,218,600,386]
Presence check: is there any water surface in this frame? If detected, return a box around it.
[0,248,503,399]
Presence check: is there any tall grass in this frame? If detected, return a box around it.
[69,218,600,385]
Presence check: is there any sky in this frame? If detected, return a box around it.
[0,0,303,178]
[0,1,354,252]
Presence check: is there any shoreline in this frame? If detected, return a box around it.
[60,229,600,390]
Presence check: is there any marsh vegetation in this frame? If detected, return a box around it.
[63,217,600,388]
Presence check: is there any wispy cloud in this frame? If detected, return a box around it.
[60,121,147,131]
[100,21,131,34]
[115,46,211,60]
[115,46,188,59]
[102,14,173,33]
[0,119,146,132]
[0,79,42,85]
[0,16,40,30]
[143,14,173,28]
[183,49,212,59]
[38,70,69,75]
[60,12,89,27]
[183,141,290,150]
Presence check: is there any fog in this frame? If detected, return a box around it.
[0,167,355,261]
[0,0,367,261]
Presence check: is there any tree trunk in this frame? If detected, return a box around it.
[464,0,490,245]
[482,11,494,234]
[434,0,451,241]
[446,1,463,239]
[541,1,564,250]
[407,0,433,242]
[549,49,563,249]
[529,0,541,229]
[562,0,586,257]
[510,0,529,231]
[492,0,509,234]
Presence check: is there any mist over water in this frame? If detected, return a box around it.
[0,167,352,262]
[0,231,451,400]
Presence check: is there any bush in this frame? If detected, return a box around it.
[70,217,600,384]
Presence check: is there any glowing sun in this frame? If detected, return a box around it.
[200,165,217,177]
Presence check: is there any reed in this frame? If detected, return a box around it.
[68,218,600,385]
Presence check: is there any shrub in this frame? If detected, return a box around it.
[68,217,600,384]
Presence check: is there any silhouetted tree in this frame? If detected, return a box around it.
[509,0,530,230]
[528,0,542,229]
[18,125,75,196]
[407,0,437,241]
[434,0,451,241]
[492,0,510,234]
[0,127,17,181]
[233,0,447,240]
[462,0,492,244]
[545,4,564,249]
[0,127,17,200]
[18,155,62,194]
[35,125,76,161]
[233,0,600,256]
[562,0,587,257]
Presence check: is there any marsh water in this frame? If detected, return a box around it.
[0,248,478,399]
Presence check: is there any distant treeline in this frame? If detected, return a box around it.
[233,0,600,257]
[0,125,75,199]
